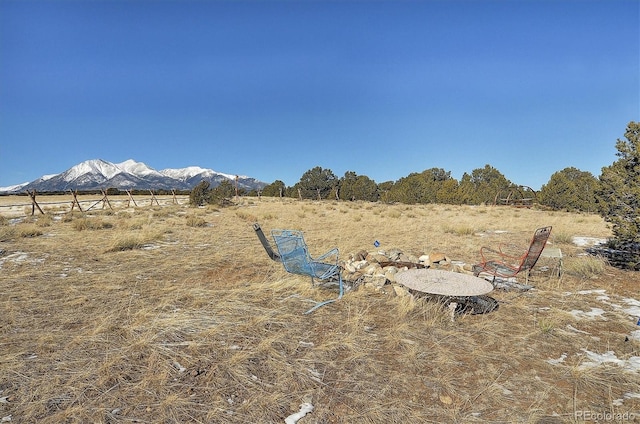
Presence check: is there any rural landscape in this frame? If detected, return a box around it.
[0,193,638,423]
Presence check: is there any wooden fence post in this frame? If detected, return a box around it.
[27,190,45,215]
[100,190,113,210]
[125,190,138,207]
[70,190,83,212]
[149,190,160,206]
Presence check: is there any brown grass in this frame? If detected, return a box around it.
[0,195,638,423]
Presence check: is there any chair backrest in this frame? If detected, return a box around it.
[520,226,552,271]
[271,229,313,276]
[253,223,281,262]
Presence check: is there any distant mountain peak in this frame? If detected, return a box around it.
[62,159,121,181]
[0,159,267,193]
[117,159,163,177]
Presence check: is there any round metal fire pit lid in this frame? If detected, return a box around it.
[395,269,493,296]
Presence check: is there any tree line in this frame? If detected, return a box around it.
[257,160,603,212]
[194,121,640,252]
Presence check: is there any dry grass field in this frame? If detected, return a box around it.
[1,194,638,423]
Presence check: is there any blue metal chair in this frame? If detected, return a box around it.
[270,228,343,314]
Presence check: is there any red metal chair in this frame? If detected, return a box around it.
[473,226,552,285]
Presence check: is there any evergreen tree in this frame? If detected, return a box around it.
[338,171,378,201]
[597,121,640,244]
[457,165,513,204]
[377,181,395,203]
[262,180,287,197]
[386,168,454,204]
[210,179,238,203]
[295,166,338,200]
[539,167,600,212]
[189,180,211,206]
[436,178,461,204]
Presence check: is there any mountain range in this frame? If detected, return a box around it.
[0,159,267,193]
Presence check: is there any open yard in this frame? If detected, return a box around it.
[0,195,638,423]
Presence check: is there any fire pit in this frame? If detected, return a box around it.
[395,269,494,297]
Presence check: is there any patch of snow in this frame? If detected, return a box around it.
[570,308,607,320]
[622,298,640,317]
[0,182,29,192]
[613,393,640,406]
[117,159,163,177]
[163,166,214,180]
[0,252,28,268]
[160,166,246,182]
[9,252,29,262]
[64,159,121,181]
[547,353,567,365]
[285,403,314,424]
[578,349,640,372]
[572,236,608,247]
[0,252,46,269]
[630,330,640,341]
[576,289,607,295]
[566,325,590,335]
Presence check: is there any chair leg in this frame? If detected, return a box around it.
[304,274,344,314]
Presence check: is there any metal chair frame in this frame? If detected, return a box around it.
[253,224,343,314]
[473,226,552,285]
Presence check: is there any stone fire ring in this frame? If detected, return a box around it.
[396,269,494,297]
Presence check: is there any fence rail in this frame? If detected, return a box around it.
[0,190,190,218]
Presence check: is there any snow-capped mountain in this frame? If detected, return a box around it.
[0,159,267,193]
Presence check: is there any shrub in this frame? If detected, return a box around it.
[186,215,207,227]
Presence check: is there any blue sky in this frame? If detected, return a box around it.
[1,0,638,190]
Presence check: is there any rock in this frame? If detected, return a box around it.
[349,271,364,281]
[429,252,448,264]
[382,265,400,273]
[397,253,419,263]
[387,248,403,261]
[354,250,368,261]
[385,270,397,283]
[363,282,376,291]
[363,263,383,275]
[344,246,475,294]
[356,260,370,270]
[364,274,387,288]
[451,263,465,273]
[367,253,389,264]
[392,284,410,297]
[436,262,452,271]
